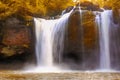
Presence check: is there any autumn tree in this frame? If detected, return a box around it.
[45,0,74,16]
[77,0,120,8]
[0,0,74,20]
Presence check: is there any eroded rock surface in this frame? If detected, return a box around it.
[0,17,34,63]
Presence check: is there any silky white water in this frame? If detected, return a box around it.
[34,18,56,66]
[33,10,73,72]
[96,10,112,70]
[33,19,58,72]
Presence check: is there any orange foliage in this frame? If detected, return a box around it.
[0,0,74,20]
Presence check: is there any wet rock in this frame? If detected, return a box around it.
[62,6,74,15]
[82,12,98,49]
[112,8,120,24]
[66,6,74,12]
[54,15,61,19]
[103,5,112,10]
[63,8,99,70]
[63,10,82,66]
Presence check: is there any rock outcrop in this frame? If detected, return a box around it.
[62,6,74,15]
[0,17,34,62]
[63,8,100,70]
[103,5,112,10]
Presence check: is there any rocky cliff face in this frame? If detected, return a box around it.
[0,17,34,63]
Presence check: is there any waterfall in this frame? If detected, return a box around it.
[34,18,57,66]
[33,10,73,72]
[34,18,59,72]
[96,10,112,70]
[33,7,115,72]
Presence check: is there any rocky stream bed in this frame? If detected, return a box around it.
[0,71,120,80]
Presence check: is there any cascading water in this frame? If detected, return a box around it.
[96,10,112,70]
[33,10,73,72]
[34,18,57,67]
[33,6,115,72]
[33,19,58,72]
